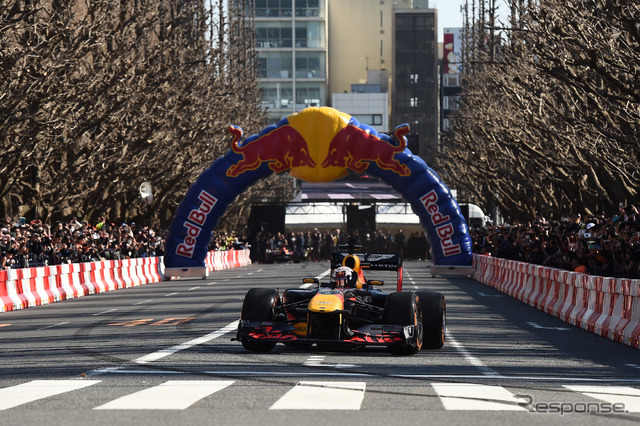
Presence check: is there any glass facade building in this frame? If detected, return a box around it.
[254,0,328,122]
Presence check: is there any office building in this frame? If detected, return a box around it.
[253,0,329,122]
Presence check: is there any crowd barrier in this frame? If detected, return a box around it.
[0,249,251,313]
[473,254,640,350]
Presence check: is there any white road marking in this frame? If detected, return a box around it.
[527,322,570,331]
[304,355,325,366]
[432,383,529,411]
[301,269,331,288]
[445,331,499,376]
[134,300,152,305]
[93,309,117,316]
[478,292,503,297]
[316,269,331,280]
[564,385,640,412]
[269,381,366,410]
[187,286,200,291]
[94,380,234,410]
[133,321,239,364]
[303,355,357,369]
[0,380,101,410]
[403,271,419,290]
[37,322,69,330]
[164,292,178,297]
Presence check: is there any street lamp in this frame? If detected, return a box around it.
[139,181,153,227]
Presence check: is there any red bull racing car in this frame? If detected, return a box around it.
[235,243,446,355]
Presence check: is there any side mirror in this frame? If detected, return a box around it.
[303,278,319,287]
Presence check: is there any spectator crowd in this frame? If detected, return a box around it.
[0,217,167,270]
[5,204,640,280]
[248,229,428,264]
[470,206,640,279]
[0,216,426,271]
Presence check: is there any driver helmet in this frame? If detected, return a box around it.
[333,266,355,288]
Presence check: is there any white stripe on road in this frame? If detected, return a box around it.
[403,271,419,290]
[37,322,69,330]
[431,383,529,411]
[445,331,499,376]
[316,269,331,280]
[93,309,118,316]
[133,321,239,364]
[564,385,640,412]
[301,269,331,288]
[303,355,325,366]
[270,381,366,410]
[0,380,101,410]
[90,268,327,375]
[94,380,234,410]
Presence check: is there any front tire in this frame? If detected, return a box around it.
[240,288,279,352]
[383,292,423,355]
[417,291,446,349]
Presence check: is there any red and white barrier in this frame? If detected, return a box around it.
[0,249,250,312]
[473,254,640,350]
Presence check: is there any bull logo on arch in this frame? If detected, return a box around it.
[164,107,472,276]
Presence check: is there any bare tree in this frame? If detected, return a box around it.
[440,0,640,221]
[0,0,292,231]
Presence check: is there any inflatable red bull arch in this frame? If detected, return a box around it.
[164,107,472,277]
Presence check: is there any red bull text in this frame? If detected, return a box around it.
[420,190,461,257]
[176,190,217,258]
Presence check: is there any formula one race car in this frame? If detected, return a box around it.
[235,243,446,355]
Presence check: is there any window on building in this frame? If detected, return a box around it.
[256,24,293,48]
[410,97,418,107]
[296,87,321,107]
[442,96,460,110]
[261,85,294,109]
[410,74,419,84]
[255,0,294,17]
[295,0,320,17]
[259,52,293,78]
[295,52,324,78]
[443,73,460,86]
[353,114,383,126]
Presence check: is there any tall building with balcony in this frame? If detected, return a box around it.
[254,0,328,122]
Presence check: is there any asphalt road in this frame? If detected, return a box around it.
[1,261,639,425]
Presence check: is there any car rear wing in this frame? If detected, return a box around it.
[331,251,404,291]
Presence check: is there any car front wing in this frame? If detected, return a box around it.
[235,320,419,347]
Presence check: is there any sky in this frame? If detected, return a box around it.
[434,0,465,42]
[433,0,509,42]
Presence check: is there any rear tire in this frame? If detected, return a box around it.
[416,291,445,349]
[383,292,423,355]
[240,288,279,352]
